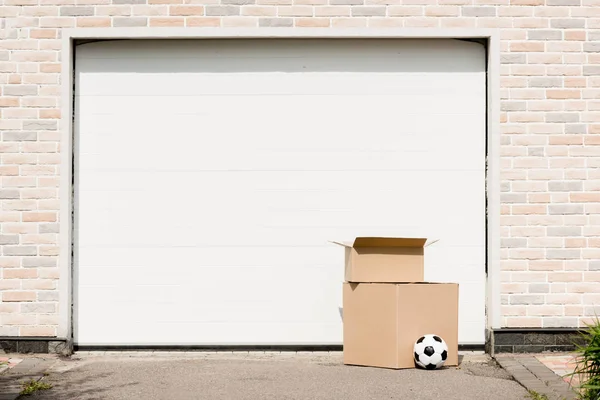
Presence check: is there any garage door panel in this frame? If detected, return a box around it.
[77,170,485,191]
[77,322,343,346]
[75,39,486,345]
[78,73,484,96]
[77,247,342,268]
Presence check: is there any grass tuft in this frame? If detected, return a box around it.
[20,378,53,396]
[526,390,550,400]
[566,316,600,400]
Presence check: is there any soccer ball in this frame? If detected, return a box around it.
[413,334,448,370]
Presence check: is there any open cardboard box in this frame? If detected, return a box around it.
[343,282,459,370]
[331,237,438,283]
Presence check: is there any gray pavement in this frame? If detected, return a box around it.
[0,357,58,400]
[19,352,529,400]
[496,355,577,400]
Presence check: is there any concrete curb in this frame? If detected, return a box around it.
[495,355,577,400]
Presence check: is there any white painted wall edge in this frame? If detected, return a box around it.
[62,27,498,40]
[58,28,502,341]
[486,34,502,331]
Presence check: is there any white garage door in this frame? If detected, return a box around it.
[74,39,486,346]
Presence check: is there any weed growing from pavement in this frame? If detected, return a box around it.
[567,317,600,400]
[525,390,549,400]
[20,378,53,396]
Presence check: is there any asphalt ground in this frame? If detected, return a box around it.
[22,352,530,400]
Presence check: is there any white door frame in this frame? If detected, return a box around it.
[59,28,501,345]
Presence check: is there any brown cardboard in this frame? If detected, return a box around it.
[343,282,459,370]
[332,237,436,283]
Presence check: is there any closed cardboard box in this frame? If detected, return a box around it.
[343,282,459,369]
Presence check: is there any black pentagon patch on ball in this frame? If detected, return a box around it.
[416,336,424,344]
[441,350,448,361]
[425,363,437,370]
[424,346,435,357]
[433,336,442,343]
[414,352,420,361]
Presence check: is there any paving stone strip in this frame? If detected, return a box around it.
[0,358,57,400]
[495,355,577,400]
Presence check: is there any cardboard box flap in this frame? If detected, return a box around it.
[353,237,427,248]
[330,237,438,248]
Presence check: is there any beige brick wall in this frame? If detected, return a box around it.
[0,0,599,337]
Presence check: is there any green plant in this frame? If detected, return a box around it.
[567,317,600,400]
[525,390,550,400]
[20,378,53,396]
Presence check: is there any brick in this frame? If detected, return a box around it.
[2,314,37,325]
[0,166,19,176]
[23,212,57,222]
[150,17,185,26]
[295,17,329,26]
[501,54,526,64]
[462,6,496,16]
[3,246,37,256]
[528,77,562,88]
[547,249,581,260]
[170,5,206,14]
[22,278,56,290]
[527,306,563,316]
[4,223,37,234]
[506,317,543,328]
[315,6,350,15]
[60,6,94,16]
[77,17,112,27]
[3,85,38,96]
[529,284,550,293]
[546,113,580,123]
[22,120,58,131]
[113,17,148,26]
[95,6,132,16]
[22,257,57,268]
[4,268,38,279]
[186,17,220,25]
[0,235,19,245]
[511,41,545,52]
[510,295,545,305]
[386,6,420,16]
[39,223,59,234]
[38,267,59,278]
[38,291,59,301]
[2,291,36,302]
[584,43,600,52]
[551,19,585,29]
[113,0,146,3]
[527,30,562,40]
[0,97,20,107]
[568,282,600,293]
[351,6,385,15]
[571,192,600,202]
[547,0,580,4]
[584,66,600,76]
[278,5,312,15]
[206,5,240,15]
[0,190,20,199]
[0,303,19,313]
[20,326,56,336]
[39,315,60,325]
[548,181,583,191]
[259,17,293,26]
[3,131,37,141]
[546,293,581,304]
